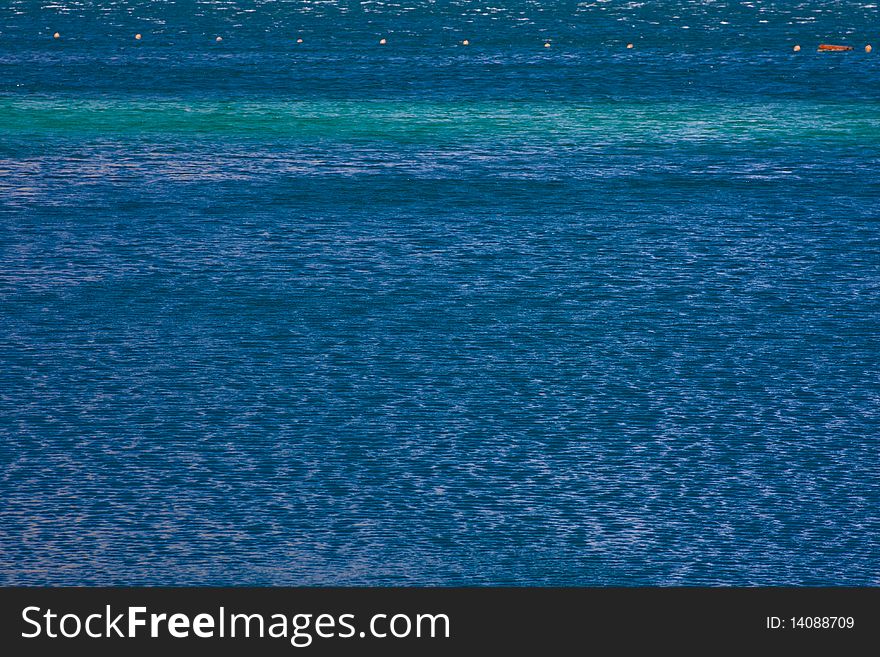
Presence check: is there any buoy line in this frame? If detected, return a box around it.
[44,33,875,53]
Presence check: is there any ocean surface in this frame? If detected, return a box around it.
[1,1,878,586]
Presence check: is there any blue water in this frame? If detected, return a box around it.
[1,1,878,586]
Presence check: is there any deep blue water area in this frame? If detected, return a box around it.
[1,1,878,585]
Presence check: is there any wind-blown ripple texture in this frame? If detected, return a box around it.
[1,1,878,586]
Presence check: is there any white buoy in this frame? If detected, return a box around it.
[296,38,303,44]
[544,42,551,48]
[216,36,223,42]
[626,43,634,49]
[379,38,387,45]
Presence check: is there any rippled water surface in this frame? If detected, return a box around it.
[1,1,879,585]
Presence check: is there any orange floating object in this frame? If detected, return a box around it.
[818,44,853,52]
